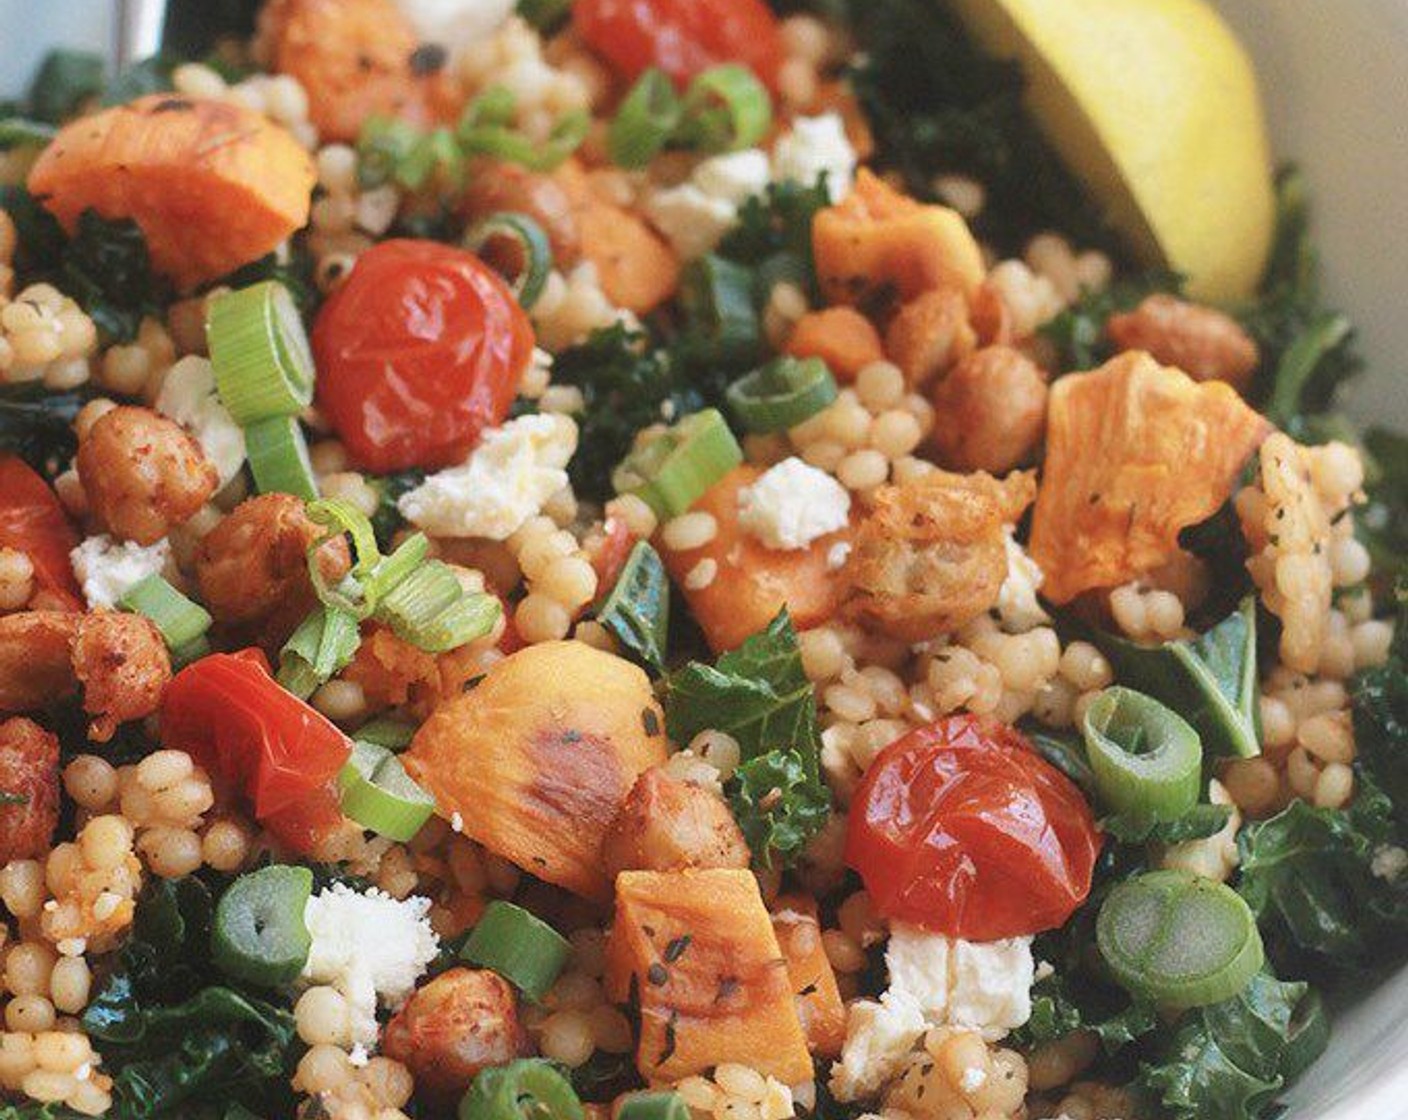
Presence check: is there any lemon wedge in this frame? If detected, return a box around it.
[951,0,1276,301]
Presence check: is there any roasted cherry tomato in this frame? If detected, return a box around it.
[846,715,1101,939]
[0,456,82,611]
[573,0,783,90]
[589,516,636,593]
[161,650,352,828]
[313,239,535,473]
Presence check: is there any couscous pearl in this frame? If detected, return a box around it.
[0,547,35,610]
[661,511,718,552]
[295,985,352,1047]
[837,449,889,491]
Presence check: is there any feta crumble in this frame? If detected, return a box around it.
[1372,844,1408,882]
[398,413,578,540]
[70,535,171,610]
[995,528,1051,632]
[301,884,440,1048]
[737,457,851,551]
[830,991,926,1102]
[393,0,515,52]
[885,922,1035,1041]
[771,113,857,201]
[644,149,771,261]
[155,356,246,489]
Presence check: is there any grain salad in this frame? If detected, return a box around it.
[0,1,1403,1119]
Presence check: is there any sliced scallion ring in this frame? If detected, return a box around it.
[276,604,362,699]
[354,716,417,751]
[1081,686,1202,823]
[678,63,772,153]
[374,560,502,653]
[679,254,761,362]
[612,407,742,520]
[211,865,313,989]
[338,741,436,841]
[459,1059,583,1120]
[1096,869,1263,1008]
[460,900,571,1001]
[118,573,212,651]
[727,356,838,433]
[616,1094,690,1120]
[245,414,318,501]
[465,212,553,309]
[206,281,315,425]
[608,68,684,169]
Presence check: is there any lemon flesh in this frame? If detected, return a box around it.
[951,0,1276,302]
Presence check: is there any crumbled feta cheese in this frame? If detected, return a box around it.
[1160,778,1241,882]
[393,0,515,52]
[643,185,737,262]
[1372,844,1407,882]
[155,355,247,489]
[995,528,1050,632]
[301,884,440,1048]
[70,535,171,610]
[644,149,771,261]
[398,414,578,539]
[829,991,926,1102]
[771,113,857,201]
[737,457,851,550]
[885,923,1034,1041]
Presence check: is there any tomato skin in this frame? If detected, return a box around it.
[313,239,534,473]
[573,0,783,90]
[161,651,352,829]
[0,457,82,611]
[846,715,1101,940]
[589,516,635,593]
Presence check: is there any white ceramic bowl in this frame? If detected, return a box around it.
[1,3,1405,1118]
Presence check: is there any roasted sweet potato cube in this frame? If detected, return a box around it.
[605,869,813,1084]
[772,894,846,1058]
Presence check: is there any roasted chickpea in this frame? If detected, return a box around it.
[884,287,977,387]
[929,345,1048,473]
[1107,294,1259,391]
[602,766,750,879]
[76,405,218,544]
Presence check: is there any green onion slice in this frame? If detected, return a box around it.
[118,574,212,651]
[616,1094,690,1120]
[211,865,313,989]
[1081,687,1202,824]
[354,716,417,751]
[612,407,742,520]
[608,69,684,169]
[206,281,315,425]
[277,604,362,699]
[460,900,571,1001]
[245,414,318,501]
[679,254,762,363]
[357,115,420,189]
[458,88,589,172]
[1096,869,1264,1008]
[0,118,57,149]
[678,63,772,154]
[459,1059,584,1120]
[466,212,553,309]
[338,741,436,841]
[374,560,502,653]
[727,356,838,433]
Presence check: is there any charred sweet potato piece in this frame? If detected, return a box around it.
[382,968,532,1104]
[604,869,813,1083]
[813,170,984,309]
[0,717,60,863]
[1029,351,1271,604]
[785,307,885,383]
[405,641,668,899]
[772,895,846,1059]
[260,0,463,142]
[28,95,314,289]
[658,466,845,653]
[602,767,750,879]
[842,469,1035,642]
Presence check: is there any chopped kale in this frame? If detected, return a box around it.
[1041,269,1183,373]
[0,382,91,477]
[729,749,832,868]
[26,49,105,123]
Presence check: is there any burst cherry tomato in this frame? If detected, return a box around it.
[846,715,1101,940]
[0,457,82,611]
[161,651,352,849]
[573,0,783,90]
[313,239,535,473]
